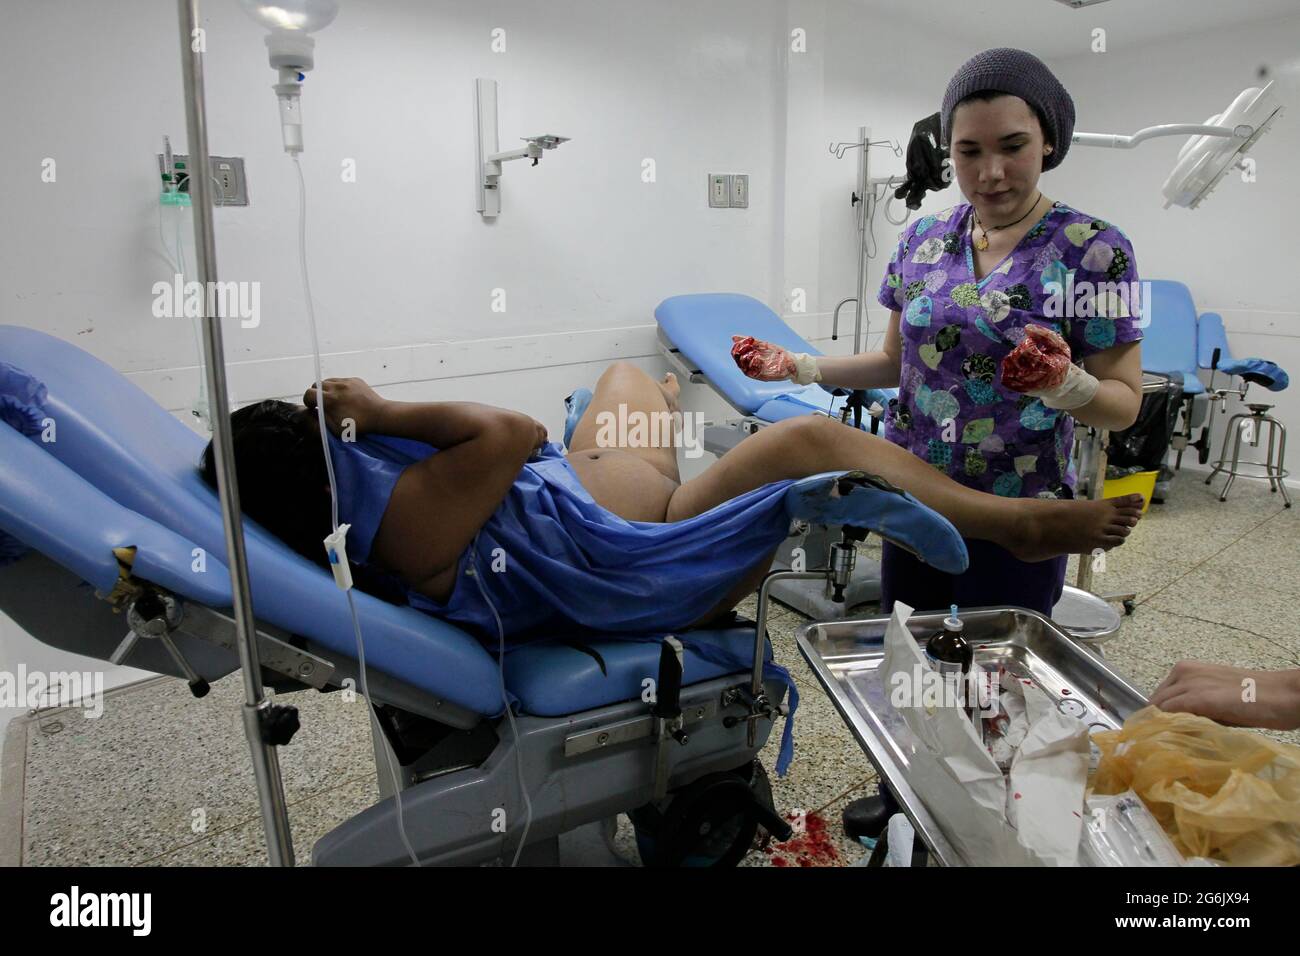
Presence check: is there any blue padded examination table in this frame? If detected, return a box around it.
[656,292,895,427]
[0,323,966,866]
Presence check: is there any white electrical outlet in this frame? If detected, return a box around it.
[730,173,748,208]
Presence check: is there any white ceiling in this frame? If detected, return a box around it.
[868,0,1300,59]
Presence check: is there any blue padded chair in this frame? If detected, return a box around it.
[1140,280,1207,400]
[1140,280,1289,484]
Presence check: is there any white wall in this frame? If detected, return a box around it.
[0,0,786,390]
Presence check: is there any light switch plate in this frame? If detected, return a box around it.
[708,173,730,208]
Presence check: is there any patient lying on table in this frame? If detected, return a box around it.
[199,362,1143,640]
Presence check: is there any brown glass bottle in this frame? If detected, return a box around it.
[926,607,975,721]
[925,605,973,678]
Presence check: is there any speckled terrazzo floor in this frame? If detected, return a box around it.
[4,471,1297,866]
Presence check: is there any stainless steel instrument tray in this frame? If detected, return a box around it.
[795,606,1149,866]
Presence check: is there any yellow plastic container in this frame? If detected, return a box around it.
[1101,469,1158,513]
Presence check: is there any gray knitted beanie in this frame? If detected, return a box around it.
[940,48,1075,171]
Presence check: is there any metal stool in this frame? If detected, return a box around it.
[1205,402,1290,507]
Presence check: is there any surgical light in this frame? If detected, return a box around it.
[1159,83,1282,209]
[1071,82,1283,210]
[240,0,340,154]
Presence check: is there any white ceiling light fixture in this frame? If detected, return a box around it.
[1072,82,1283,209]
[1158,84,1282,208]
[1051,0,1115,9]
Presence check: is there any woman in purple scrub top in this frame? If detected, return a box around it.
[737,48,1146,617]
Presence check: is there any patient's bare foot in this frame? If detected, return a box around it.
[1003,493,1145,563]
[658,372,681,414]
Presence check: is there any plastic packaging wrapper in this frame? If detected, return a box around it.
[731,335,793,381]
[1000,325,1071,393]
[1091,706,1300,866]
[1079,790,1185,866]
[883,813,917,867]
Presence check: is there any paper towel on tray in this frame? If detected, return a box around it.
[882,602,1090,866]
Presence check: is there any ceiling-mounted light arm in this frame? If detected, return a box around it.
[1073,122,1253,150]
[475,78,570,219]
[1070,82,1282,209]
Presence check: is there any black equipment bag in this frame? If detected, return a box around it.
[1106,372,1184,473]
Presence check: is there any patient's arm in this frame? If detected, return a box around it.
[305,378,547,447]
[367,399,545,597]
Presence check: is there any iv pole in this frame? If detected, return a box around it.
[177,0,296,866]
[831,126,905,358]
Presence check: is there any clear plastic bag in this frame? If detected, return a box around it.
[1091,706,1300,866]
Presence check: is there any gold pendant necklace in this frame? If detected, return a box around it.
[973,193,1041,253]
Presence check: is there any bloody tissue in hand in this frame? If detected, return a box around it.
[731,335,792,380]
[1000,324,1071,393]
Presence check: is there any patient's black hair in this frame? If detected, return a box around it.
[955,89,1054,152]
[199,400,408,604]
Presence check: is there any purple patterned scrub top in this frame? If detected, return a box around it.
[877,200,1144,498]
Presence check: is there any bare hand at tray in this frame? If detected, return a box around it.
[1151,661,1300,731]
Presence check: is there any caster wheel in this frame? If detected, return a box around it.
[1122,600,1136,616]
[629,763,767,867]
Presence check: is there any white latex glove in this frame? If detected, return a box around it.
[1027,362,1100,411]
[732,336,821,384]
[789,352,822,386]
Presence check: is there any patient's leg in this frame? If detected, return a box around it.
[567,361,682,482]
[666,416,1144,563]
[563,362,682,522]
